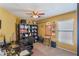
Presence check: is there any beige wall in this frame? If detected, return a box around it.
[0,7,18,42]
[37,11,77,53]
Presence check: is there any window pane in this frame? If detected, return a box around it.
[57,19,74,30]
[58,31,74,45]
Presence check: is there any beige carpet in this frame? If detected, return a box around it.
[32,43,76,56]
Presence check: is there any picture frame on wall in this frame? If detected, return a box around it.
[45,22,56,36]
[45,22,52,36]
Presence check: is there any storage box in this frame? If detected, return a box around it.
[51,41,56,48]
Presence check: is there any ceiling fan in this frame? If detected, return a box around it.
[11,8,45,19]
[25,10,45,18]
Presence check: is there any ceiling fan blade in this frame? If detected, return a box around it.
[38,13,45,15]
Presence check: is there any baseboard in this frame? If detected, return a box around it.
[57,46,77,55]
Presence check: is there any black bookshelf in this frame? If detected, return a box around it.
[19,24,31,39]
[17,20,38,42]
[16,20,34,52]
[18,24,38,40]
[30,25,38,41]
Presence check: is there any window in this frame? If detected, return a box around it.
[57,19,74,45]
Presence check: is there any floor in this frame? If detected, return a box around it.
[32,43,76,56]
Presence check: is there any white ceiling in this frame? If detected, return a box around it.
[0,3,77,20]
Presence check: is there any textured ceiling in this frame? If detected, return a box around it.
[0,3,77,20]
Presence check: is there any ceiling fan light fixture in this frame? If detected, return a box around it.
[33,15,38,18]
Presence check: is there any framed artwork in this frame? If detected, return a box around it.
[45,22,52,36]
